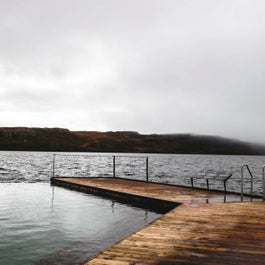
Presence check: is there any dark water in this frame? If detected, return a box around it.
[1,151,265,264]
[0,151,265,195]
[0,183,161,265]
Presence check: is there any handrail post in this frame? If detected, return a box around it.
[113,156,116,178]
[241,164,254,201]
[250,166,253,197]
[247,165,254,200]
[52,154,56,178]
[262,165,265,201]
[241,165,244,201]
[146,157,149,183]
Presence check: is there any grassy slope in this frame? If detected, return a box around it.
[0,127,264,155]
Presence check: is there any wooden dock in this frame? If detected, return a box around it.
[51,177,265,265]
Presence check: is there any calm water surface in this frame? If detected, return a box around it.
[0,183,161,265]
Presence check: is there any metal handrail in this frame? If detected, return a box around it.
[146,157,149,183]
[50,153,148,159]
[52,154,56,178]
[113,156,116,178]
[190,171,232,192]
[112,155,149,182]
[262,165,265,201]
[51,153,149,182]
[241,164,254,201]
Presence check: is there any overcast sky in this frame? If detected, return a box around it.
[1,0,265,143]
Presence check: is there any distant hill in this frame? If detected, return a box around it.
[0,127,265,155]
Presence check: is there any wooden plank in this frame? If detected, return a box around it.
[51,177,265,264]
[51,177,245,205]
[84,203,265,265]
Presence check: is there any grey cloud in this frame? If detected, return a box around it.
[1,0,265,142]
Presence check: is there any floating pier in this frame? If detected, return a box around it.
[51,177,265,265]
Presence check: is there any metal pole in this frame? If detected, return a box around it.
[206,179,209,190]
[246,165,254,200]
[146,157,149,183]
[250,166,253,198]
[52,154,56,178]
[241,165,244,202]
[262,165,265,201]
[113,156,116,178]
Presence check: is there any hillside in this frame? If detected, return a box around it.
[0,127,264,155]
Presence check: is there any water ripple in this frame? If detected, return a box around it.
[0,151,265,195]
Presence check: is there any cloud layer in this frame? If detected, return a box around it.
[1,0,265,143]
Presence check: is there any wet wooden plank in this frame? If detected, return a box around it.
[85,203,265,265]
[51,177,244,205]
[51,177,265,264]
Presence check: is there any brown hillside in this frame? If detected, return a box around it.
[0,127,264,155]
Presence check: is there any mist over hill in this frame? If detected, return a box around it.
[0,127,264,155]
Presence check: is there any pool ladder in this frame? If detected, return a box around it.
[241,164,265,201]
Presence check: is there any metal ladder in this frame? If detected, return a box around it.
[241,164,265,201]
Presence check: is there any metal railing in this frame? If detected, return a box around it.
[52,154,150,182]
[262,165,265,201]
[112,155,149,182]
[190,171,232,192]
[241,164,254,201]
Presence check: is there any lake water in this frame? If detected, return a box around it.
[0,183,161,265]
[0,151,265,195]
[1,151,265,264]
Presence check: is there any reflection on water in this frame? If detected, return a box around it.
[0,151,265,195]
[1,151,264,264]
[0,183,160,265]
